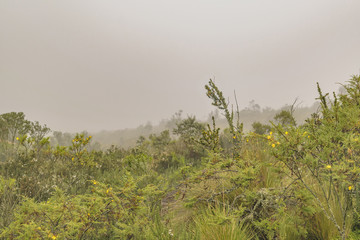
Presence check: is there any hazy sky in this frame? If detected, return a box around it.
[1,0,360,132]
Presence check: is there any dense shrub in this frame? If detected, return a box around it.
[1,75,360,239]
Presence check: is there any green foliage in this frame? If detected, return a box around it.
[274,110,296,126]
[1,178,147,240]
[173,116,206,162]
[174,116,204,141]
[205,79,243,146]
[270,75,360,240]
[0,176,18,230]
[194,204,256,240]
[2,75,360,239]
[69,133,94,167]
[252,121,271,135]
[150,130,171,151]
[199,116,221,152]
[0,112,31,143]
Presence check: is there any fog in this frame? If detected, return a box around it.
[1,0,360,132]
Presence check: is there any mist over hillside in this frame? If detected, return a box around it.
[50,101,320,149]
[2,0,360,237]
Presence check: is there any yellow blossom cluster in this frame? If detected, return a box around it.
[266,131,280,148]
[72,136,92,143]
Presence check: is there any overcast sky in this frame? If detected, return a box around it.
[1,0,360,132]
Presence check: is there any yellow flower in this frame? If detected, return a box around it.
[92,180,97,185]
[48,234,57,240]
[267,136,271,140]
[16,137,19,141]
[106,189,109,194]
[277,142,280,145]
[89,136,92,138]
[326,165,332,169]
[233,136,236,139]
[246,139,249,142]
[271,143,275,148]
[37,227,41,230]
[269,131,273,135]
[349,186,353,191]
[72,157,74,161]
[285,131,288,135]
